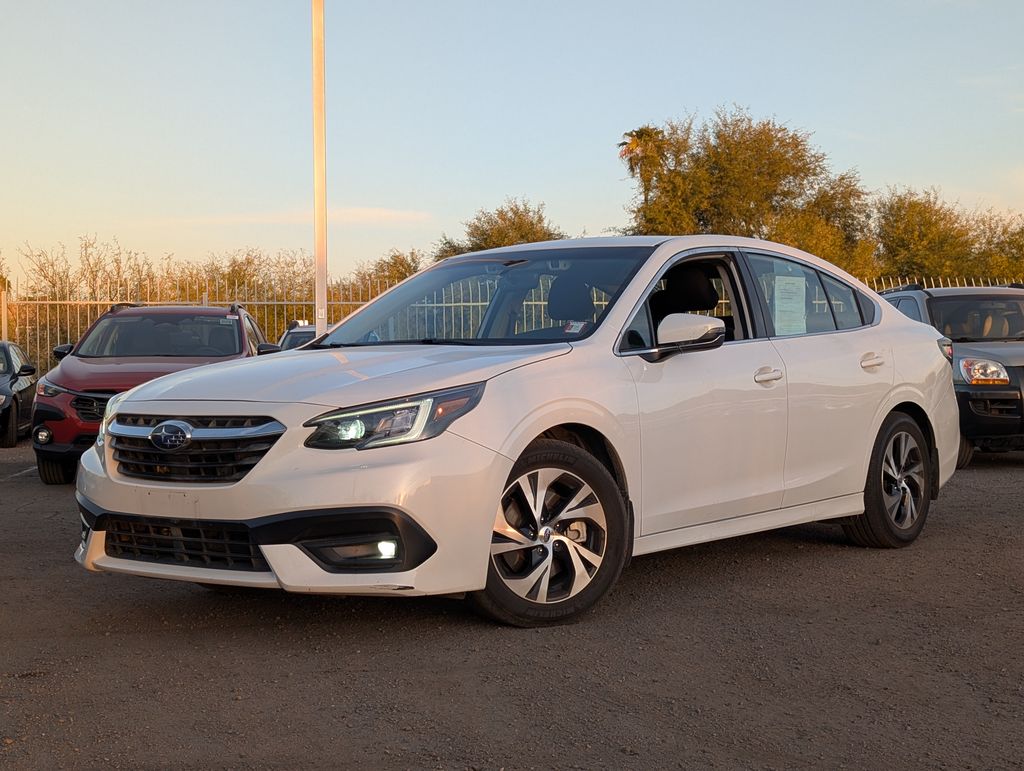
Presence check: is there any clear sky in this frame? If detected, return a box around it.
[1,0,1022,282]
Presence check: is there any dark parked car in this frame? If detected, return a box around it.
[32,303,274,484]
[1,341,37,447]
[277,320,319,350]
[883,284,1024,467]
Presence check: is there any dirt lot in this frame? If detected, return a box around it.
[1,442,1021,769]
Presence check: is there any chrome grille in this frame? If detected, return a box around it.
[108,416,285,483]
[104,515,269,571]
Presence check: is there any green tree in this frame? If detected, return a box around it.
[873,187,976,276]
[433,198,566,260]
[620,107,875,275]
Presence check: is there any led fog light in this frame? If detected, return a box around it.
[35,427,53,445]
[304,534,403,571]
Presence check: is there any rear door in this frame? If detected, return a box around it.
[745,251,894,508]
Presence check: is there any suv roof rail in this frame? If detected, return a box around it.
[878,283,924,295]
[109,302,142,313]
[1001,282,1024,289]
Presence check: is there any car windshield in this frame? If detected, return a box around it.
[930,296,1024,341]
[281,329,317,349]
[318,246,654,347]
[76,313,242,357]
[0,349,8,375]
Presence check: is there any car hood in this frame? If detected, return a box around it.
[953,341,1024,366]
[125,344,572,408]
[48,355,233,393]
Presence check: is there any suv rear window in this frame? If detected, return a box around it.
[76,314,242,357]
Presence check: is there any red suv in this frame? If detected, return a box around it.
[32,303,277,484]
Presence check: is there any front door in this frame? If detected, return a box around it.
[620,253,788,535]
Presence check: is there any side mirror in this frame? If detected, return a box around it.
[52,344,74,361]
[257,343,282,356]
[18,363,36,377]
[633,313,725,361]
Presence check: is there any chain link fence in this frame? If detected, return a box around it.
[2,274,1022,370]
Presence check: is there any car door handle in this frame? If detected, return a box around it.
[860,353,885,369]
[753,367,784,384]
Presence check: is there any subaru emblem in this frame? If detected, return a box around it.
[149,420,193,452]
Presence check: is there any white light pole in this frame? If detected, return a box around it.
[311,0,328,336]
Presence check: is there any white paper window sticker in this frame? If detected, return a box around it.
[773,275,807,335]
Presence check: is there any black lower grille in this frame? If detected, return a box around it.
[104,516,269,572]
[71,394,113,423]
[111,427,281,483]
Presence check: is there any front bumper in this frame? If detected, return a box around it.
[32,397,98,460]
[955,384,1024,449]
[75,401,513,596]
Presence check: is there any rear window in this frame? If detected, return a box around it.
[76,314,242,357]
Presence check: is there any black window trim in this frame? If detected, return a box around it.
[614,247,763,356]
[740,249,882,340]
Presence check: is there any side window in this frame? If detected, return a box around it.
[819,273,864,330]
[8,346,22,371]
[245,315,267,344]
[620,255,749,350]
[896,299,923,322]
[748,253,836,336]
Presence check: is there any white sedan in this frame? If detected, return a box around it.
[76,236,959,625]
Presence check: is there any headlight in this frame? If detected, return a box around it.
[958,358,1010,385]
[305,383,484,450]
[36,377,69,398]
[0,394,7,408]
[96,390,132,448]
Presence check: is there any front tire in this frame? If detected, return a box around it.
[843,413,931,548]
[469,439,630,626]
[0,405,17,448]
[37,455,77,485]
[956,436,975,469]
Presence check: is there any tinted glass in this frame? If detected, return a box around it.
[320,247,653,346]
[281,329,317,350]
[0,347,9,375]
[748,254,836,336]
[76,314,242,357]
[896,298,923,322]
[820,274,864,330]
[930,296,1024,340]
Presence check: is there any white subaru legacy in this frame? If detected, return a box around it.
[76,236,959,625]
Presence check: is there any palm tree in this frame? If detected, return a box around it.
[618,125,666,211]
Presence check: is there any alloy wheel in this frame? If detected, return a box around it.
[881,431,926,530]
[490,468,608,604]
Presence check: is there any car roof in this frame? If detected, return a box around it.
[445,235,869,288]
[106,305,241,317]
[919,286,1024,297]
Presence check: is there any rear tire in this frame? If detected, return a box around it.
[469,439,630,627]
[956,436,974,469]
[37,455,76,485]
[843,413,931,549]
[0,405,17,448]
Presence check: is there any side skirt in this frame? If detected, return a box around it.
[632,492,864,557]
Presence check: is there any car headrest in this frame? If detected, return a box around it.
[983,313,1009,338]
[664,265,719,311]
[547,275,595,320]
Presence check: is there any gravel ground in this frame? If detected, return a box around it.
[1,442,1022,769]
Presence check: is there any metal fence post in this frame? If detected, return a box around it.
[1,289,8,341]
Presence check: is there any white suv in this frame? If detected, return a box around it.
[76,236,959,625]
